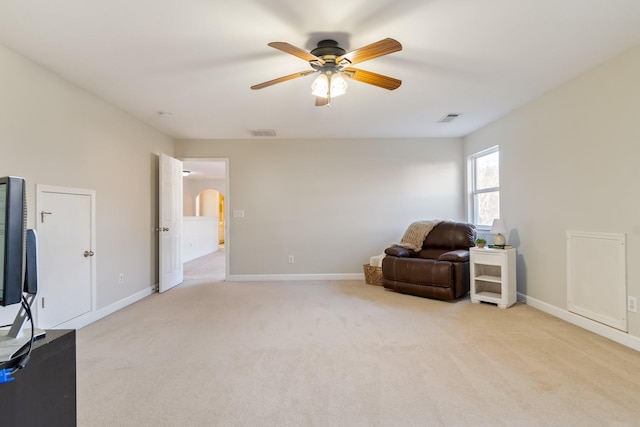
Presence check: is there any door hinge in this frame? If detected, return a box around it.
[41,297,45,309]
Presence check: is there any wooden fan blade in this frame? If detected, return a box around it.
[315,96,329,107]
[336,38,402,66]
[251,70,317,90]
[343,68,401,90]
[268,42,325,64]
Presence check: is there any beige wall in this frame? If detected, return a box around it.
[464,45,640,337]
[176,138,465,277]
[0,43,174,314]
[9,25,638,341]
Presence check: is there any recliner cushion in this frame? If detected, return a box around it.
[385,246,417,258]
[382,257,453,288]
[423,221,475,250]
[438,250,470,262]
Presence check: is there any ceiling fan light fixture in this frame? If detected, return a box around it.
[311,73,329,98]
[330,74,347,98]
[254,38,401,106]
[311,72,347,99]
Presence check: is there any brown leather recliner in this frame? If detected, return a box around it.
[382,221,476,301]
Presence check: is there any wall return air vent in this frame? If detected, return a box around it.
[250,129,277,137]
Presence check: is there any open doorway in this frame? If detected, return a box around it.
[181,158,229,281]
[195,189,224,247]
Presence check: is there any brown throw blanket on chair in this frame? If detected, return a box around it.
[394,220,442,252]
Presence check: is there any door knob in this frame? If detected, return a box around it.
[163,227,169,231]
[84,250,95,257]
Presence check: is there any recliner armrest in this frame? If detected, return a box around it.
[384,245,417,258]
[438,250,470,262]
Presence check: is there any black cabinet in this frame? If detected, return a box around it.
[0,329,76,426]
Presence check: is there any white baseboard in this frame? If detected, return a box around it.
[46,274,366,330]
[42,282,640,352]
[54,286,156,330]
[520,292,640,352]
[226,273,365,282]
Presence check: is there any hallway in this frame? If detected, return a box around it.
[182,247,225,286]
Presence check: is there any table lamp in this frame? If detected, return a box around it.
[491,219,508,248]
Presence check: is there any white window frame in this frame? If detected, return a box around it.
[469,146,499,231]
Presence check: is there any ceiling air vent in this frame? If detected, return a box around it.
[437,113,461,123]
[250,129,276,137]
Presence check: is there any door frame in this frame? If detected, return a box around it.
[35,184,97,328]
[181,157,230,280]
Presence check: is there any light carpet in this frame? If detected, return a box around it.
[77,251,640,426]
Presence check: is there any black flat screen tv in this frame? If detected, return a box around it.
[0,176,26,307]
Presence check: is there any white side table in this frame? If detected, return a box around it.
[470,247,516,308]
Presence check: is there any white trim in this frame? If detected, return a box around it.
[227,273,364,282]
[52,286,155,330]
[49,280,640,352]
[468,145,499,226]
[519,292,640,352]
[36,184,96,196]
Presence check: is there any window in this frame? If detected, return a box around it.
[470,146,499,228]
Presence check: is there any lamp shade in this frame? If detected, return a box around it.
[490,219,508,235]
[490,218,508,246]
[312,72,348,99]
[311,74,329,98]
[330,74,347,97]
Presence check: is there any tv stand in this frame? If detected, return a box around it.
[0,329,76,426]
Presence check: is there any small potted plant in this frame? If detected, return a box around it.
[475,238,487,248]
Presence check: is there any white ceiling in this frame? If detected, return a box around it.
[2,1,640,140]
[183,159,226,180]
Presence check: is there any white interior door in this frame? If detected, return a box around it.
[36,187,95,329]
[159,153,183,292]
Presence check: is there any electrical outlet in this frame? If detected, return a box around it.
[628,296,637,313]
[119,273,124,284]
[288,255,294,264]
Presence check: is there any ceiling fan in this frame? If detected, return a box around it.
[251,38,402,106]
